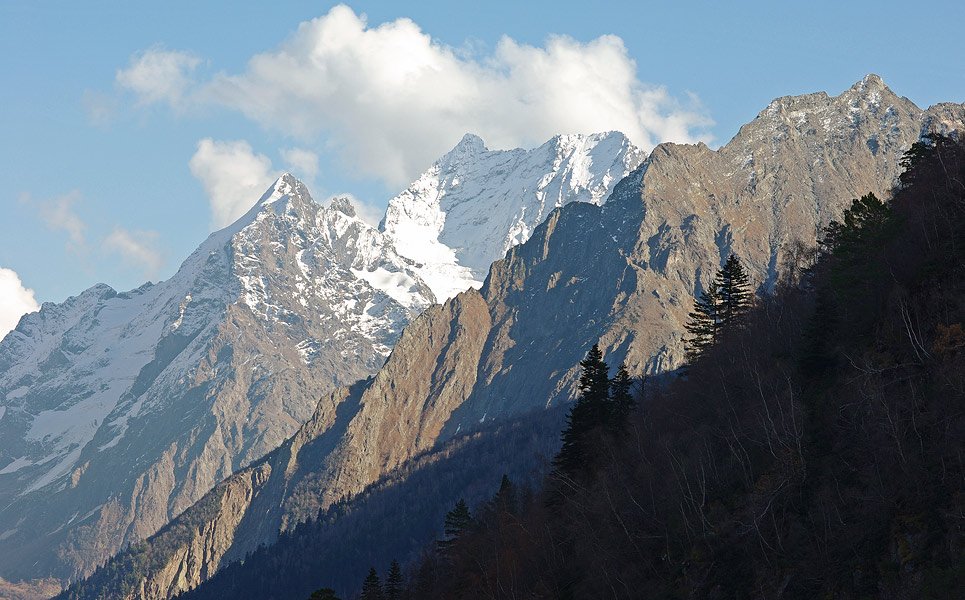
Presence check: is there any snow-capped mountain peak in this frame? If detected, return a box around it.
[449,132,487,156]
[0,174,434,580]
[0,132,650,582]
[380,131,646,301]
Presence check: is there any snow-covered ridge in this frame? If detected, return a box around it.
[0,130,641,502]
[0,132,648,580]
[0,174,432,501]
[380,131,645,301]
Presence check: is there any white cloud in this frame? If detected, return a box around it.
[20,191,88,251]
[0,267,40,339]
[280,147,320,182]
[190,5,713,186]
[187,136,385,231]
[117,47,201,107]
[189,138,281,228]
[103,228,163,279]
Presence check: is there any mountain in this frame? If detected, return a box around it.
[0,176,434,582]
[59,76,963,600]
[384,134,965,600]
[380,131,645,300]
[0,134,646,589]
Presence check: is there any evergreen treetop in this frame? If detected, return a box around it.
[609,363,635,428]
[384,560,403,600]
[685,280,721,362]
[685,254,752,362]
[360,567,383,600]
[491,474,517,515]
[719,253,751,326]
[443,499,472,539]
[578,343,610,426]
[554,344,611,476]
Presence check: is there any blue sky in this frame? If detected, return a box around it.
[1,0,963,334]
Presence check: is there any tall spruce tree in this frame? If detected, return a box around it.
[685,255,752,361]
[718,253,751,327]
[685,281,721,362]
[444,499,473,538]
[384,560,403,600]
[360,567,383,600]
[579,343,610,426]
[554,344,610,476]
[438,499,473,554]
[609,363,635,430]
[491,474,517,515]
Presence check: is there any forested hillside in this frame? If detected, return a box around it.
[379,136,965,599]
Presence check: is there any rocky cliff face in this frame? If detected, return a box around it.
[0,176,433,582]
[1,136,644,589]
[62,76,963,600]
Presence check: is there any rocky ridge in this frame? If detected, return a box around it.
[60,76,964,600]
[0,176,433,581]
[380,131,645,300]
[0,135,646,588]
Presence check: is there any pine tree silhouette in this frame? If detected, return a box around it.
[686,255,752,361]
[718,253,751,327]
[437,499,473,554]
[384,560,403,600]
[685,281,721,361]
[609,363,635,430]
[360,567,383,600]
[491,474,517,515]
[554,344,610,476]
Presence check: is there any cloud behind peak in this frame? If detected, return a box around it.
[126,5,713,188]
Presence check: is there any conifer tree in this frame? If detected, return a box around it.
[491,474,517,515]
[718,253,751,327]
[444,499,473,538]
[685,281,721,362]
[438,499,473,554]
[685,255,752,362]
[384,560,403,600]
[821,193,892,259]
[308,589,340,600]
[554,344,610,475]
[360,567,383,600]
[578,343,610,425]
[609,363,635,429]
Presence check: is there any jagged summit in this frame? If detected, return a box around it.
[761,74,902,116]
[253,173,309,209]
[450,132,487,155]
[328,196,357,218]
[0,173,435,582]
[849,72,887,93]
[380,130,646,301]
[257,173,313,212]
